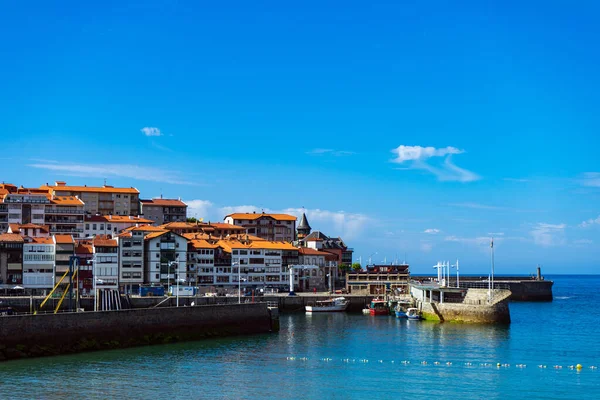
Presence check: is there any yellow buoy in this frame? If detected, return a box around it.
[576,364,583,370]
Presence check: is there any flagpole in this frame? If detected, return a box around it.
[490,237,494,301]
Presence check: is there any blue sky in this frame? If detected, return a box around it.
[1,1,599,274]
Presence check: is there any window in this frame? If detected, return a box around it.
[85,224,90,230]
[155,274,159,279]
[107,224,111,230]
[100,224,104,230]
[92,224,97,230]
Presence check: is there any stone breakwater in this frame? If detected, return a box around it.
[416,289,512,324]
[0,303,277,362]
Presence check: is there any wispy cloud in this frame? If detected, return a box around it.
[580,172,600,187]
[503,178,530,183]
[530,223,566,247]
[444,235,495,246]
[141,127,162,137]
[448,202,505,211]
[420,241,433,252]
[390,145,480,182]
[27,162,202,186]
[29,158,59,164]
[579,215,600,228]
[185,201,371,240]
[307,148,356,157]
[423,228,440,234]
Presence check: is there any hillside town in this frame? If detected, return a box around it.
[0,181,354,296]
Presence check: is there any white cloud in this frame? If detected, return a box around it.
[391,145,480,182]
[185,200,214,220]
[444,235,495,246]
[182,201,371,240]
[424,228,440,234]
[580,172,600,187]
[449,202,504,210]
[579,215,600,228]
[27,162,201,186]
[530,223,566,247]
[307,148,355,156]
[141,127,162,137]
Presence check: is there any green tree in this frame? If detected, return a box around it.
[186,217,198,223]
[351,262,362,271]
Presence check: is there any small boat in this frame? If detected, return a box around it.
[369,299,389,316]
[406,308,422,320]
[394,301,411,318]
[305,297,349,312]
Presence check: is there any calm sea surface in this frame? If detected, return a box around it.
[1,275,599,399]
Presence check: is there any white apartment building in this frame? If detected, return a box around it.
[92,237,119,290]
[116,230,145,292]
[144,231,187,286]
[0,187,85,238]
[22,237,55,290]
[84,215,154,238]
[187,238,217,285]
[41,181,140,216]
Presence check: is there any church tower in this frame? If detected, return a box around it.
[297,212,311,240]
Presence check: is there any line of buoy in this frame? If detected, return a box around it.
[284,357,596,371]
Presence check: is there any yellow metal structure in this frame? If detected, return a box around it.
[54,270,78,314]
[35,268,78,314]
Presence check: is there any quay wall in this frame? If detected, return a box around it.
[416,289,511,324]
[0,303,275,362]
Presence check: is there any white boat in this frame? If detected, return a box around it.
[305,297,349,312]
[406,307,422,320]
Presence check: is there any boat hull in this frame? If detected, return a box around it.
[305,305,347,312]
[369,309,389,316]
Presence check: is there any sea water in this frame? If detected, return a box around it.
[0,275,598,399]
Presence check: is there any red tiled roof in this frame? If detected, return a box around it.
[41,184,139,194]
[0,233,24,243]
[141,198,187,207]
[93,236,117,247]
[226,213,297,222]
[54,234,75,244]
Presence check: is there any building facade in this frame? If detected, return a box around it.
[84,215,154,237]
[41,181,140,216]
[92,236,119,290]
[144,231,187,286]
[116,230,145,292]
[22,237,55,291]
[140,198,187,225]
[224,212,296,242]
[0,233,24,288]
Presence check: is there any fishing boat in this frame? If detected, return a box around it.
[394,301,411,318]
[369,299,389,316]
[406,307,422,320]
[305,297,349,312]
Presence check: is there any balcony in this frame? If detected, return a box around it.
[50,227,84,233]
[45,208,84,215]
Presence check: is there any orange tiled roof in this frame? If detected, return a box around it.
[124,225,166,232]
[144,231,169,240]
[41,184,139,194]
[17,223,49,231]
[298,247,330,256]
[159,222,201,229]
[85,215,154,224]
[75,243,93,254]
[226,213,297,222]
[54,234,75,244]
[183,232,210,240]
[49,195,84,206]
[0,233,24,243]
[209,223,246,231]
[189,239,219,249]
[30,237,54,244]
[141,198,187,207]
[93,236,117,247]
[250,241,297,251]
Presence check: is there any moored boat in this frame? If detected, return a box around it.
[406,307,422,320]
[305,297,349,312]
[369,299,389,316]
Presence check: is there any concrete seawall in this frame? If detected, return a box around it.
[0,303,275,362]
[416,289,511,324]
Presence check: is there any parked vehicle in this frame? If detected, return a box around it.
[139,286,165,297]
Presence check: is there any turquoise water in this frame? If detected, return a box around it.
[1,275,599,399]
